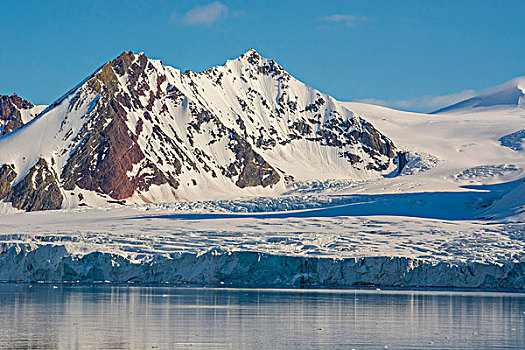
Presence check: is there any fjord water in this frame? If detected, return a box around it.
[0,285,523,349]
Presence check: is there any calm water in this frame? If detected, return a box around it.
[0,285,524,349]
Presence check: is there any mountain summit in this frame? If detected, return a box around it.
[0,50,396,211]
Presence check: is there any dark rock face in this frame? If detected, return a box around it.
[6,158,63,211]
[313,115,394,171]
[358,120,395,171]
[395,151,409,175]
[61,93,146,199]
[227,131,280,188]
[0,164,17,199]
[0,94,35,136]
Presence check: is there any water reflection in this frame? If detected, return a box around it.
[0,285,523,349]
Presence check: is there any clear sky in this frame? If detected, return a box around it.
[1,0,524,111]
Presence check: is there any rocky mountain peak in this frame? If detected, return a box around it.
[0,93,41,136]
[224,49,288,80]
[0,50,396,211]
[241,48,263,63]
[6,93,34,109]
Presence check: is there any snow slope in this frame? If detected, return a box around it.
[340,101,525,194]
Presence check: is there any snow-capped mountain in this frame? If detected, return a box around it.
[432,77,525,114]
[0,49,396,211]
[0,94,46,136]
[1,53,525,289]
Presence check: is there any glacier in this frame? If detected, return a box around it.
[1,244,524,289]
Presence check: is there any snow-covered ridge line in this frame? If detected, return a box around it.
[1,244,524,290]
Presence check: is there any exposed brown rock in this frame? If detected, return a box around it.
[95,63,120,96]
[227,131,280,188]
[0,164,17,199]
[111,51,135,76]
[61,97,146,199]
[0,94,35,136]
[6,158,63,211]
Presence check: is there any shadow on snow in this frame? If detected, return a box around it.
[134,179,524,222]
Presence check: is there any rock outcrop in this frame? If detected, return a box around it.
[0,164,16,199]
[6,158,63,211]
[0,94,43,136]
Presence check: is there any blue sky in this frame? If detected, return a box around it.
[1,0,524,111]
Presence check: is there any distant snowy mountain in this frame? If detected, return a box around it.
[0,49,396,211]
[0,94,46,136]
[432,77,525,114]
